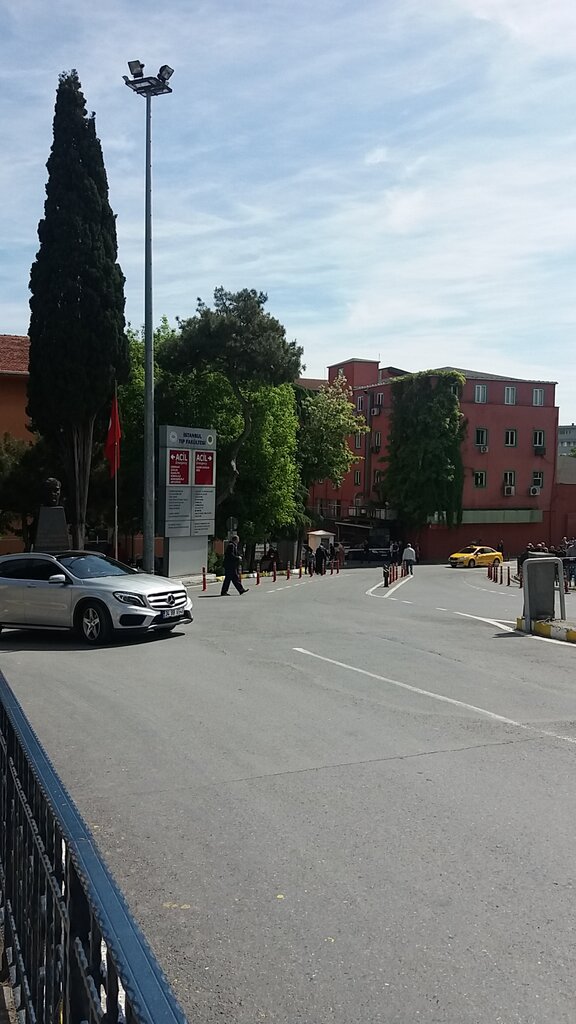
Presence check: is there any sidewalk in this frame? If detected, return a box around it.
[516,617,576,643]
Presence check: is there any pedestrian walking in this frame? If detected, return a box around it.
[497,539,505,559]
[221,534,249,596]
[402,542,416,575]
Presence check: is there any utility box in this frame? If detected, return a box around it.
[523,559,556,620]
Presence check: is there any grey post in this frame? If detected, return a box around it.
[523,556,565,632]
[124,61,174,572]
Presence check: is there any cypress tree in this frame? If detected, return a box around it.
[27,70,129,548]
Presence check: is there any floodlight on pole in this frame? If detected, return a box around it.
[124,60,174,574]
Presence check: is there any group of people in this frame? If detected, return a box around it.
[302,541,346,575]
[517,537,576,575]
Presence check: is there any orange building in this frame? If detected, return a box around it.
[0,335,30,440]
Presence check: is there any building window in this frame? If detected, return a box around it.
[503,470,516,487]
[533,388,544,406]
[356,395,364,412]
[533,471,544,488]
[354,432,362,449]
[376,392,384,406]
[475,427,488,446]
[450,383,460,397]
[504,429,517,447]
[354,494,363,507]
[354,469,361,485]
[533,429,545,448]
[475,384,487,403]
[374,469,382,485]
[474,470,487,488]
[337,367,344,377]
[504,386,517,405]
[374,431,381,447]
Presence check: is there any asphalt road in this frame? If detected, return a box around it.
[2,564,576,1023]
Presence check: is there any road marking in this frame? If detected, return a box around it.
[436,607,448,611]
[455,612,515,632]
[402,600,413,605]
[365,575,414,598]
[293,648,576,746]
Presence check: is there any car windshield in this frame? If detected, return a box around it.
[57,554,135,579]
[459,546,479,553]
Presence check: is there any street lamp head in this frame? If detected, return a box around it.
[128,60,145,78]
[157,64,174,82]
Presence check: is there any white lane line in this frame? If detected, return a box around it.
[455,612,515,632]
[436,607,448,611]
[366,575,414,598]
[402,600,413,605]
[293,648,576,746]
[454,611,571,646]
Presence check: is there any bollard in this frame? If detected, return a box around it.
[256,568,260,586]
[499,564,503,585]
[299,561,303,579]
[336,559,340,574]
[202,566,207,592]
[382,565,390,587]
[330,560,334,575]
[487,564,491,579]
[273,564,277,583]
[507,566,511,586]
[287,561,291,580]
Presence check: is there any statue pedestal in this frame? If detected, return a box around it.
[34,506,70,553]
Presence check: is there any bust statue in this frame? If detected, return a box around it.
[42,477,62,507]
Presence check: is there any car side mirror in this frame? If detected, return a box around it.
[48,574,67,584]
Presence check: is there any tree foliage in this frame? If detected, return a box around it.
[297,375,368,489]
[0,434,65,548]
[383,371,466,528]
[159,288,303,505]
[27,69,128,547]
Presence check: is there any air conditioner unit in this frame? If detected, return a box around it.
[530,486,541,496]
[534,445,546,456]
[371,407,380,416]
[479,445,489,453]
[504,485,515,496]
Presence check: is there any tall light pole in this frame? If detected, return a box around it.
[124,60,174,573]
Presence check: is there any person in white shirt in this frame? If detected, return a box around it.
[402,543,416,575]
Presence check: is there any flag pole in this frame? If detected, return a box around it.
[114,381,119,561]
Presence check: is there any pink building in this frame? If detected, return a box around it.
[308,359,559,560]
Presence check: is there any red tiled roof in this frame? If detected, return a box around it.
[296,376,327,391]
[0,335,29,375]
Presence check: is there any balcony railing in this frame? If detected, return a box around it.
[0,668,188,1024]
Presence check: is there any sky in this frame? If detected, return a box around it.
[2,0,576,417]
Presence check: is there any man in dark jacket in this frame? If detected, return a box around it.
[315,543,328,576]
[221,535,249,596]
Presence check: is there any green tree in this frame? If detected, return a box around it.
[27,69,129,548]
[297,375,368,489]
[217,384,300,541]
[383,371,466,528]
[0,434,65,548]
[159,288,303,505]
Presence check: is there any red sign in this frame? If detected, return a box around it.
[194,450,215,486]
[168,449,190,485]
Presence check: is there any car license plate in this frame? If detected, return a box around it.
[162,608,181,619]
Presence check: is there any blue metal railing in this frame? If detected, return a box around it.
[0,669,189,1024]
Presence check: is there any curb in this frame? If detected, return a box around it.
[516,617,576,643]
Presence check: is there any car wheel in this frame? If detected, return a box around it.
[467,559,476,568]
[492,558,500,566]
[75,601,112,645]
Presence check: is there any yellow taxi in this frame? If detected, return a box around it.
[449,545,503,568]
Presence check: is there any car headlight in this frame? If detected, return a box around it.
[113,591,147,607]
